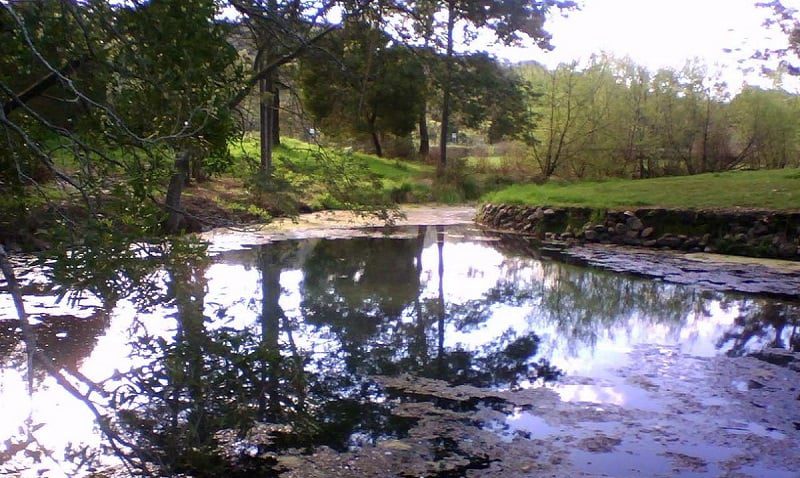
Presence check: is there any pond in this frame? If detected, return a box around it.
[1,225,799,477]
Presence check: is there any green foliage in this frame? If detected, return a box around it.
[1,0,244,241]
[451,53,536,143]
[228,136,435,210]
[431,159,483,203]
[728,86,800,169]
[514,54,800,180]
[298,22,425,154]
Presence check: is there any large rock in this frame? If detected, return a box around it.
[750,221,769,237]
[656,234,683,249]
[625,215,644,231]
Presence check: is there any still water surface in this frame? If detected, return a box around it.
[0,225,796,476]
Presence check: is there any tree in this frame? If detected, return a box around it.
[450,53,536,145]
[729,86,800,169]
[299,22,426,156]
[606,56,655,178]
[399,0,574,177]
[520,61,599,179]
[0,0,244,299]
[226,0,341,177]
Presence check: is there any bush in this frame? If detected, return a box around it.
[428,145,473,165]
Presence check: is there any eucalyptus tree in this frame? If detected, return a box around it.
[225,0,344,177]
[298,22,426,156]
[1,0,244,239]
[395,0,575,176]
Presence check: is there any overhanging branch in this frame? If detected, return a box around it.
[227,25,338,110]
[2,57,87,117]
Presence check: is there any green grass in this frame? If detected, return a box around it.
[482,169,800,210]
[230,136,430,180]
[228,135,436,205]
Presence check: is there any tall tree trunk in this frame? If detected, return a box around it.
[438,1,455,178]
[418,101,430,157]
[165,150,190,234]
[190,157,207,183]
[272,86,281,146]
[259,66,274,176]
[371,131,383,157]
[369,113,383,157]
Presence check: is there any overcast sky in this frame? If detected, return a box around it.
[484,0,800,93]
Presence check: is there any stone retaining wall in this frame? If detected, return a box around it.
[477,204,800,260]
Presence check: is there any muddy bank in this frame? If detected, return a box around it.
[477,204,800,261]
[201,205,476,251]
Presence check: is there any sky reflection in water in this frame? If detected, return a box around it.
[0,225,797,477]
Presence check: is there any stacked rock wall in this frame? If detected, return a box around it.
[477,204,800,260]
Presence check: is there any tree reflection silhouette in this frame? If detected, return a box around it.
[297,227,561,389]
[717,299,800,355]
[4,228,799,477]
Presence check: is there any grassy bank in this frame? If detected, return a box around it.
[227,136,435,206]
[482,169,800,210]
[225,136,515,208]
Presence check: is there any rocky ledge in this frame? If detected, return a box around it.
[477,204,800,261]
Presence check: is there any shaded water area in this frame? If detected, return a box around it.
[1,225,799,477]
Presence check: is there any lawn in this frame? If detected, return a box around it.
[227,136,436,206]
[482,169,800,210]
[230,137,431,184]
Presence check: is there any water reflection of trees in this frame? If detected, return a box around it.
[298,227,560,389]
[106,228,564,475]
[111,242,413,476]
[0,310,109,390]
[717,299,800,355]
[4,228,800,476]
[532,262,713,353]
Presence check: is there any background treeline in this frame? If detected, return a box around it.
[2,0,799,253]
[514,56,800,179]
[275,48,800,181]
